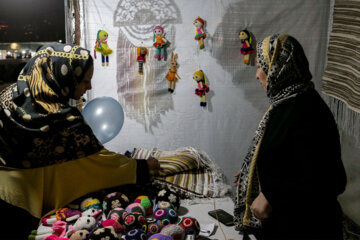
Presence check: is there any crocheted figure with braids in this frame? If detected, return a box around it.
[137,46,148,75]
[94,30,113,66]
[193,70,209,107]
[194,17,206,49]
[239,29,254,65]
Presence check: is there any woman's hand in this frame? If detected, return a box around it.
[147,157,160,175]
[233,170,241,186]
[250,192,272,220]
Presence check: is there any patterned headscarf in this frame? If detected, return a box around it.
[0,43,103,169]
[234,34,313,232]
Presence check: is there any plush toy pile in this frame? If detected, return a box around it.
[29,187,201,240]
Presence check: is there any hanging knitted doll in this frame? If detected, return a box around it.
[137,46,148,75]
[194,17,206,49]
[153,26,168,61]
[193,70,209,107]
[94,30,113,66]
[239,29,254,65]
[166,52,180,93]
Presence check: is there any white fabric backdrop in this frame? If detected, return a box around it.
[82,0,331,187]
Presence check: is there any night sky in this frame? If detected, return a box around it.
[0,0,66,43]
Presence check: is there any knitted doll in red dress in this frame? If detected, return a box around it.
[239,30,254,65]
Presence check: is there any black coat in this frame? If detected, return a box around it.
[257,88,346,240]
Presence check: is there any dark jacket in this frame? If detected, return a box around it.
[257,88,346,240]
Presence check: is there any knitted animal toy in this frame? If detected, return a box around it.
[94,30,113,66]
[69,230,89,240]
[153,25,168,60]
[194,17,206,49]
[193,70,209,107]
[239,29,254,65]
[166,52,180,93]
[137,46,148,75]
[66,215,97,238]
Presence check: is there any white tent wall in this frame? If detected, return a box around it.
[81,0,359,224]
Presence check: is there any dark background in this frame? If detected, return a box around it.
[0,0,66,43]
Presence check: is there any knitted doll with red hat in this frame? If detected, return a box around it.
[194,17,206,49]
[153,25,168,61]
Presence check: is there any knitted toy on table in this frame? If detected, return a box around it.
[166,52,180,93]
[154,201,175,213]
[102,192,130,217]
[194,17,206,49]
[80,197,102,211]
[88,226,118,240]
[107,208,127,225]
[69,230,89,240]
[142,218,161,237]
[239,29,254,65]
[177,217,200,236]
[56,208,82,223]
[155,188,180,210]
[160,224,185,240]
[153,208,179,228]
[137,46,148,75]
[123,212,147,231]
[134,195,154,216]
[94,30,113,66]
[148,233,174,240]
[124,229,147,240]
[193,70,209,107]
[153,25,168,61]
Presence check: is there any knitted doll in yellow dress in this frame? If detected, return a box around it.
[94,30,113,66]
[166,52,180,93]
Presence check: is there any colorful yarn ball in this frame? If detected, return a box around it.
[142,218,161,237]
[124,229,147,240]
[177,217,200,235]
[160,224,185,240]
[154,201,174,212]
[134,195,154,216]
[153,208,178,227]
[123,212,147,231]
[107,207,127,224]
[156,189,180,210]
[148,233,174,240]
[88,226,118,240]
[125,203,146,216]
[102,192,130,216]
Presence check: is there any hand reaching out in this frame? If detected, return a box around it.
[147,157,160,175]
[233,170,241,186]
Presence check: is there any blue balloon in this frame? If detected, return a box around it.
[82,97,124,144]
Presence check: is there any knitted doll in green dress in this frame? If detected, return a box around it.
[94,30,113,66]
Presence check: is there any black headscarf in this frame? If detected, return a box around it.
[0,43,103,169]
[234,34,314,231]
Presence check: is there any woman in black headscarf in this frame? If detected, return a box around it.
[233,34,346,240]
[0,44,159,239]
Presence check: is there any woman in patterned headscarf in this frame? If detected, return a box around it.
[233,34,346,240]
[0,44,159,239]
